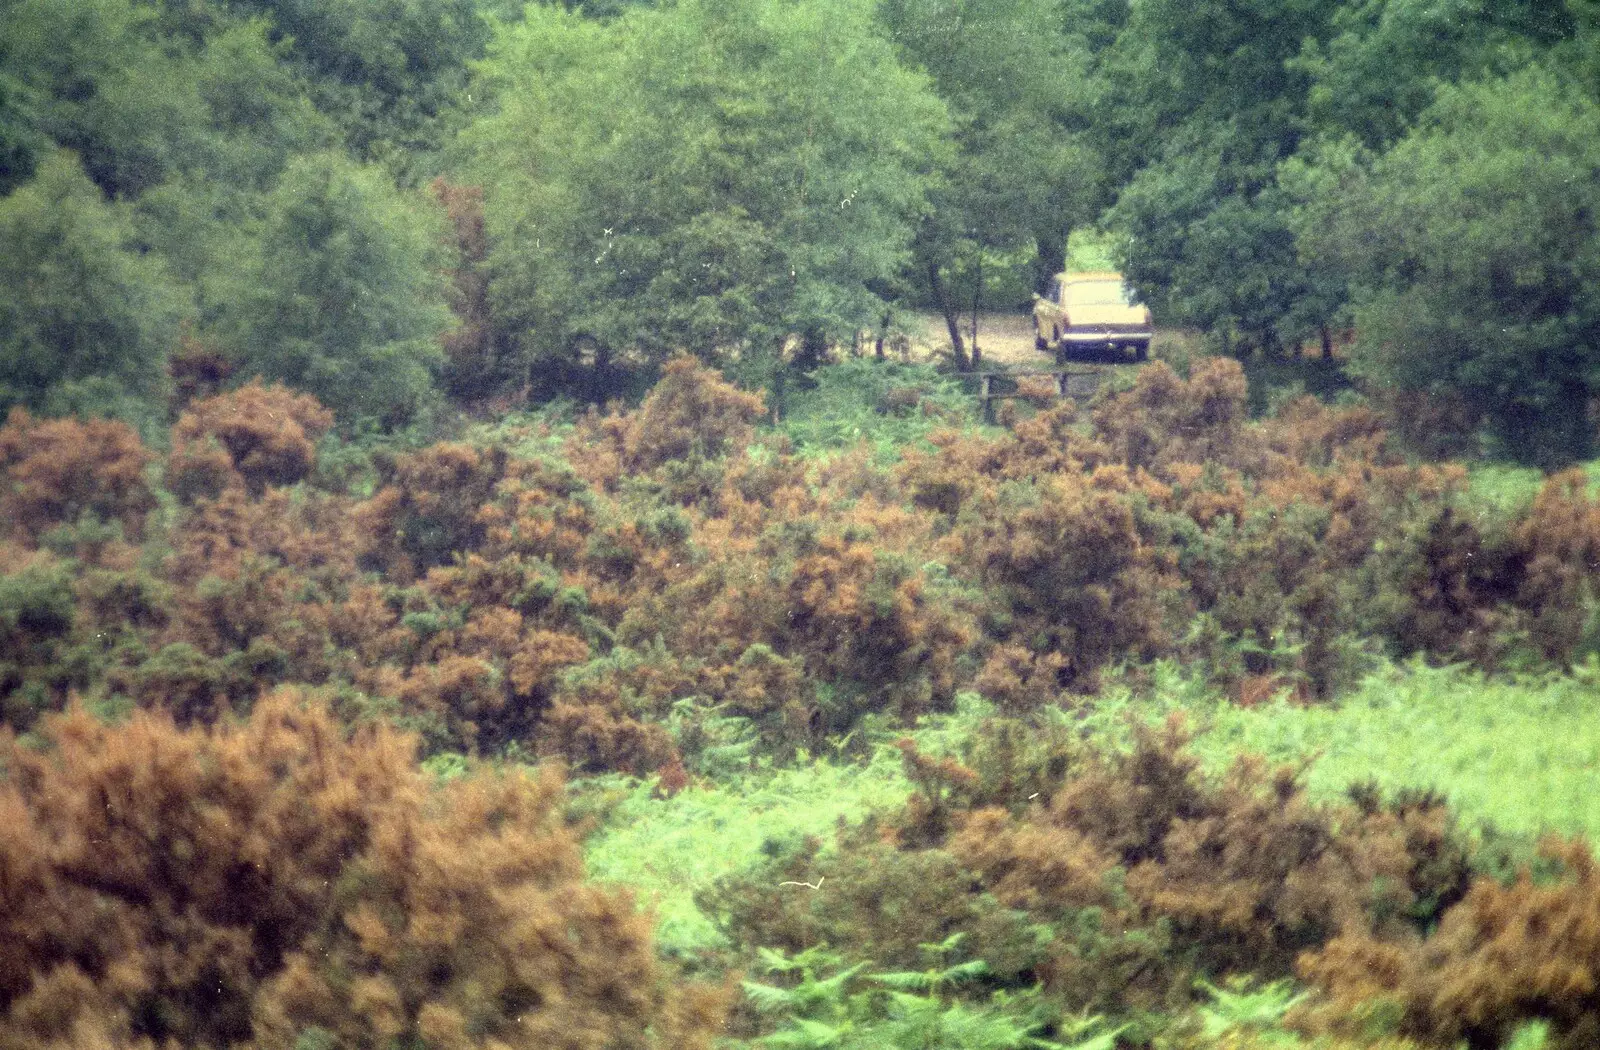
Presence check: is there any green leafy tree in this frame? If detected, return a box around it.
[0,151,187,419]
[128,16,332,328]
[1294,0,1581,149]
[879,0,1106,362]
[1090,0,1342,351]
[0,0,215,199]
[0,66,46,195]
[1108,123,1327,353]
[462,0,950,385]
[1287,66,1600,465]
[224,0,494,171]
[220,151,451,428]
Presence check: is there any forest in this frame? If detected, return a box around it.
[3,0,1600,1047]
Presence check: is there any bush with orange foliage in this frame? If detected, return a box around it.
[0,408,154,545]
[950,719,1466,980]
[1298,836,1600,1050]
[1093,358,1263,476]
[949,467,1173,692]
[707,714,1472,1021]
[431,179,506,404]
[1514,469,1600,664]
[0,690,726,1050]
[353,442,510,581]
[167,382,334,501]
[566,356,766,501]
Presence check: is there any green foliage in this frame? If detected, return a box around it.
[0,0,328,199]
[779,358,980,459]
[1286,65,1600,465]
[580,749,911,955]
[0,66,46,195]
[1293,0,1579,149]
[463,0,950,375]
[0,0,207,198]
[1194,977,1307,1042]
[226,0,490,169]
[1107,123,1330,353]
[1092,0,1343,351]
[881,0,1106,312]
[740,943,1120,1050]
[0,151,186,420]
[220,151,451,428]
[1142,659,1600,844]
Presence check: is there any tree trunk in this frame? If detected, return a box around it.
[1033,228,1067,296]
[926,259,969,371]
[970,247,982,361]
[1319,324,1334,359]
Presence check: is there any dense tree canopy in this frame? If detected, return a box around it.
[1288,66,1600,464]
[0,0,1598,449]
[0,151,187,420]
[462,0,950,377]
[220,151,451,428]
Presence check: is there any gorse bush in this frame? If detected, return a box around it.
[4,354,1600,1044]
[1297,836,1600,1050]
[168,381,335,500]
[701,709,1477,1037]
[0,691,727,1049]
[7,355,1600,759]
[0,409,154,546]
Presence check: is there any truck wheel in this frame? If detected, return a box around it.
[1134,342,1149,362]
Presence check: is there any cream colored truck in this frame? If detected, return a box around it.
[1032,271,1153,362]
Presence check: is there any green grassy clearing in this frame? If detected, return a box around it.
[580,749,913,957]
[1103,660,1600,846]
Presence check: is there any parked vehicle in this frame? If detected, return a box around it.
[1033,271,1153,362]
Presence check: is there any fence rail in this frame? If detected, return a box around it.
[961,369,1103,422]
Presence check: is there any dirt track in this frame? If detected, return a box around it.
[901,311,1055,368]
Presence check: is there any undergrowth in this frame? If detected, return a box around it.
[1100,659,1600,844]
[778,357,982,460]
[578,742,913,958]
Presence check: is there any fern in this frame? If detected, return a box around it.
[764,1017,849,1050]
[747,941,1123,1050]
[1195,976,1308,1040]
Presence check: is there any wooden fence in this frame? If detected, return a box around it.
[965,369,1103,422]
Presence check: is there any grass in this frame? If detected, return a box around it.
[580,747,913,957]
[1106,659,1600,844]
[577,691,1005,959]
[581,653,1600,963]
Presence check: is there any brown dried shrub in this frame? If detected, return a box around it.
[353,443,510,581]
[167,329,234,415]
[566,357,765,499]
[972,642,1071,716]
[1092,358,1262,476]
[431,179,502,404]
[0,691,726,1050]
[1297,837,1600,1050]
[1514,469,1600,664]
[538,698,679,775]
[623,356,766,473]
[949,467,1172,691]
[0,409,154,545]
[167,381,334,500]
[1260,396,1394,471]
